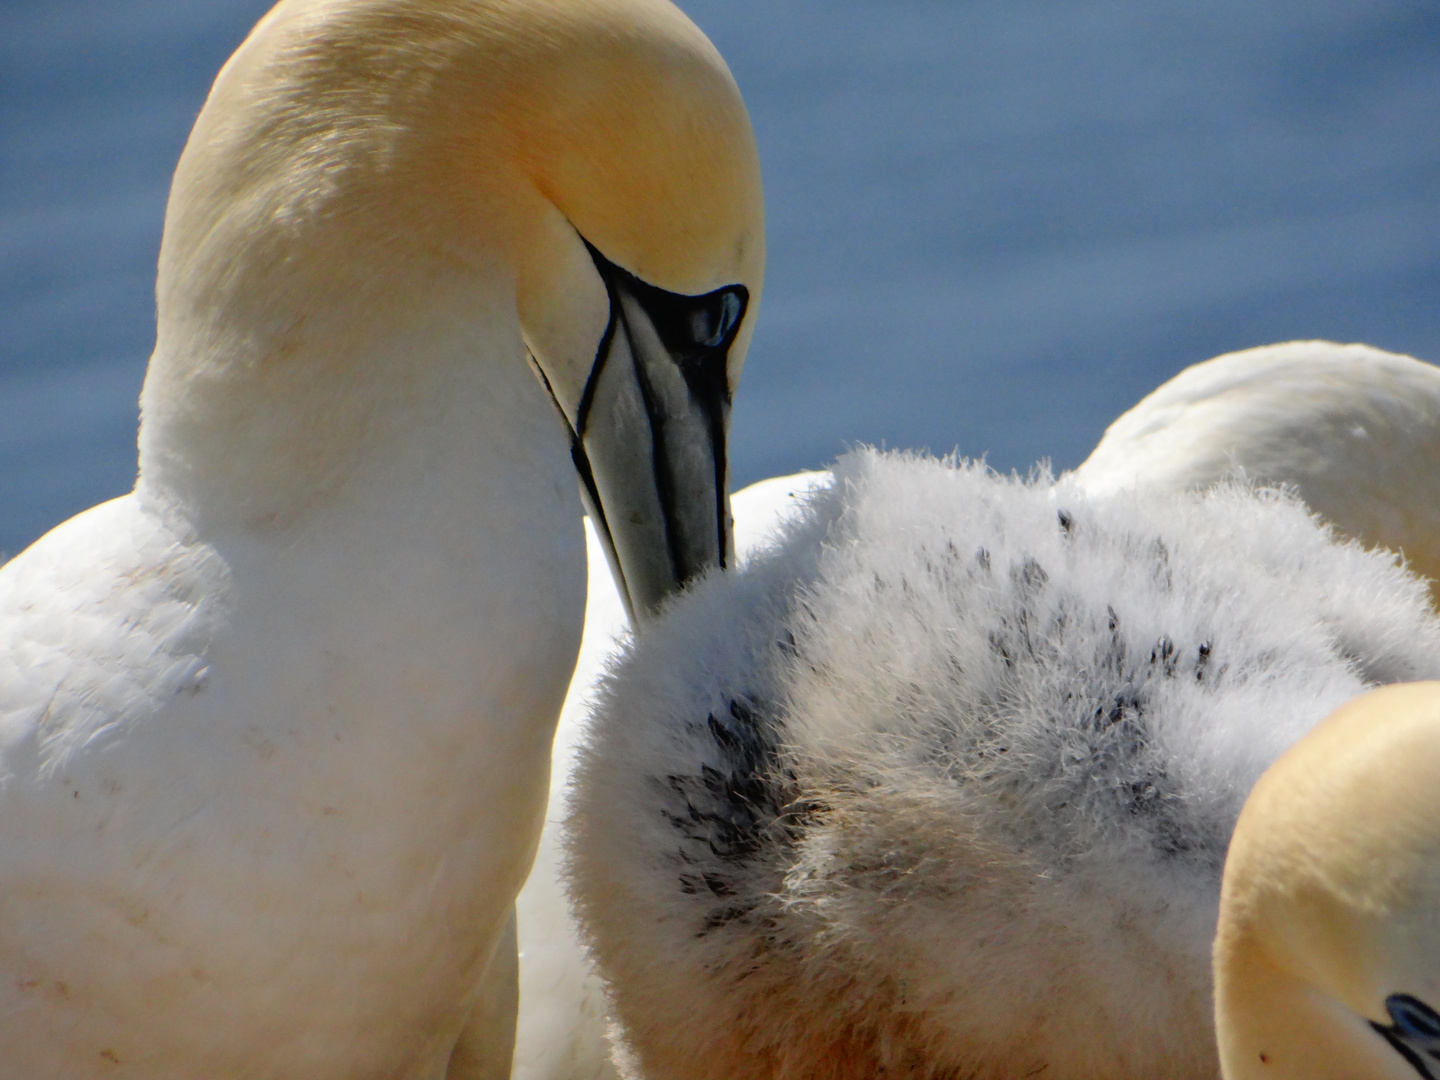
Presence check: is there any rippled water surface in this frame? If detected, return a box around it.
[2,0,1438,555]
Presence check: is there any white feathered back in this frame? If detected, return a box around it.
[1076,341,1440,596]
[568,448,1440,1080]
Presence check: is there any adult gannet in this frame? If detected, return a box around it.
[566,447,1440,1080]
[0,0,762,1075]
[1214,681,1440,1079]
[1077,341,1440,594]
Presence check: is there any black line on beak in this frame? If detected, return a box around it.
[532,231,749,622]
[526,346,629,614]
[580,239,748,580]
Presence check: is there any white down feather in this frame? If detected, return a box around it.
[566,447,1440,1080]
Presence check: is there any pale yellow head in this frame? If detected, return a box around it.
[1214,682,1440,1079]
[138,0,764,613]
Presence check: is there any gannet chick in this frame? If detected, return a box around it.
[1076,341,1440,593]
[521,340,1440,1077]
[0,0,762,1075]
[1214,681,1440,1080]
[567,448,1440,1080]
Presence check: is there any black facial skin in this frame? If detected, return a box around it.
[530,232,748,621]
[576,238,747,583]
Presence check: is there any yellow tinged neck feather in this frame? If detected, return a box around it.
[1215,682,1440,1079]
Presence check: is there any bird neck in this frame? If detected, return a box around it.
[135,0,543,534]
[139,252,551,525]
[133,270,589,739]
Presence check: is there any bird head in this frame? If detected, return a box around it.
[142,0,764,620]
[1214,681,1440,1080]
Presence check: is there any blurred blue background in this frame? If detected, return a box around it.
[2,0,1438,557]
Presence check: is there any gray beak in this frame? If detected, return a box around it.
[560,240,749,625]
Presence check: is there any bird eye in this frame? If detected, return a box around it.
[1372,994,1440,1078]
[692,290,744,348]
[638,279,747,358]
[1388,995,1440,1045]
[580,235,748,357]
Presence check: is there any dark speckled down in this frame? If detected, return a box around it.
[567,448,1440,1080]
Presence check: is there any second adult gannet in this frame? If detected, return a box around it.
[1076,341,1440,595]
[0,0,762,1076]
[566,448,1440,1080]
[1214,681,1440,1079]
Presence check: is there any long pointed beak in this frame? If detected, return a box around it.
[568,242,749,625]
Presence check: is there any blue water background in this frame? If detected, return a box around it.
[2,0,1438,556]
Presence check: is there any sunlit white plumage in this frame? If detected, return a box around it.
[566,447,1440,1080]
[0,0,763,1075]
[1077,341,1440,594]
[1214,681,1440,1080]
